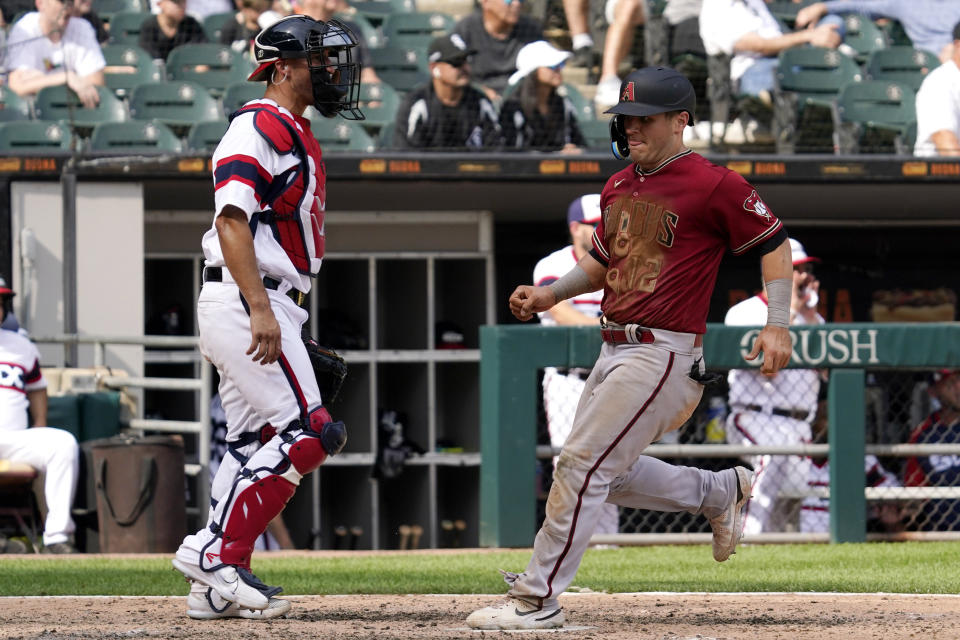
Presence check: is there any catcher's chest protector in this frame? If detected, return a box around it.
[235,104,327,274]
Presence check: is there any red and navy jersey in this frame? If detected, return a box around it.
[592,150,783,334]
[0,328,46,432]
[904,413,960,530]
[203,99,327,293]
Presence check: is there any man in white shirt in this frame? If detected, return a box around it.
[725,238,824,534]
[914,22,960,157]
[6,0,105,108]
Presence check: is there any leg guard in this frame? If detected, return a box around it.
[288,406,347,475]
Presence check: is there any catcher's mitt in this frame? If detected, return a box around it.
[303,338,348,403]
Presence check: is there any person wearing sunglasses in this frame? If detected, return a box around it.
[500,39,586,153]
[391,34,503,150]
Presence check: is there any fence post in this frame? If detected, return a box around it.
[828,368,866,543]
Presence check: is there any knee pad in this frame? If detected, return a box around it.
[287,406,347,475]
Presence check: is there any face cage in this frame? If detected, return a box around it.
[306,24,364,121]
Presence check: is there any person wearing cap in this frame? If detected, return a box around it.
[500,40,586,153]
[724,237,825,535]
[468,65,793,630]
[532,195,620,537]
[451,0,543,103]
[391,34,503,150]
[6,0,106,108]
[0,277,80,554]
[914,21,960,157]
[138,0,208,61]
[903,369,960,531]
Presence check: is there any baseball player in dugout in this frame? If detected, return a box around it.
[171,14,361,620]
[725,238,825,535]
[467,66,794,631]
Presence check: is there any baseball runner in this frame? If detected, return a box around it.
[467,66,794,631]
[725,238,823,534]
[171,15,362,620]
[0,277,79,554]
[534,194,618,537]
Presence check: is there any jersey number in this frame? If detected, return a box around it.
[606,257,662,294]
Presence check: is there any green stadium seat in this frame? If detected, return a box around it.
[578,118,612,152]
[107,11,152,45]
[101,43,163,98]
[33,85,128,137]
[336,12,383,49]
[376,120,395,149]
[833,79,915,154]
[88,119,183,153]
[165,43,254,97]
[129,81,222,135]
[357,81,400,138]
[221,81,266,118]
[350,0,415,28]
[558,83,596,122]
[368,46,430,94]
[866,46,940,92]
[382,11,455,50]
[304,109,376,152]
[765,0,817,29]
[94,0,147,21]
[186,119,230,153]
[0,86,32,122]
[773,46,863,153]
[842,14,888,64]
[0,121,72,151]
[202,11,236,42]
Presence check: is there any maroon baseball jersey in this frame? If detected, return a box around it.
[592,149,783,334]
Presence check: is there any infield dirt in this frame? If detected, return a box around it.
[3,592,959,639]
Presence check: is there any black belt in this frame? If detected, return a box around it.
[743,404,810,421]
[203,266,307,308]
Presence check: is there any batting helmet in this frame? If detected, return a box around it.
[249,15,364,120]
[606,67,696,159]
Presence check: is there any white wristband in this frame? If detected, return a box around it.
[765,277,792,328]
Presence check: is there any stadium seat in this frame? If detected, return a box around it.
[773,46,863,153]
[33,85,128,137]
[165,43,254,97]
[558,83,596,122]
[186,120,230,153]
[221,81,266,118]
[107,11,152,45]
[94,0,147,21]
[578,118,613,152]
[382,11,455,50]
[102,43,163,99]
[351,0,415,28]
[357,81,400,138]
[0,87,32,122]
[833,79,916,154]
[765,0,817,29]
[0,121,72,150]
[842,14,888,64]
[88,119,183,153]
[304,109,376,152]
[879,19,912,47]
[368,46,430,94]
[336,12,383,49]
[866,46,940,92]
[202,11,236,42]
[129,81,222,135]
[376,120,396,149]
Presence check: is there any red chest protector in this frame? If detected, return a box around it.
[232,104,326,274]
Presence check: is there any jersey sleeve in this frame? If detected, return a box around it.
[23,341,46,392]
[211,113,278,220]
[712,171,783,255]
[532,255,557,287]
[916,71,959,143]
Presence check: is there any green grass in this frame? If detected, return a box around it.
[2,542,957,596]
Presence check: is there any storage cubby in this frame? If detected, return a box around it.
[436,361,481,453]
[377,466,431,550]
[436,466,480,548]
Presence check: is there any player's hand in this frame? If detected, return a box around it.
[509,285,557,321]
[247,307,282,365]
[744,325,792,376]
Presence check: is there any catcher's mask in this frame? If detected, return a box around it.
[605,66,695,159]
[249,15,364,120]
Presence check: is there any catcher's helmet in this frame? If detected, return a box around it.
[249,15,364,120]
[606,66,695,159]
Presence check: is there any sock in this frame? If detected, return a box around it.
[572,33,594,50]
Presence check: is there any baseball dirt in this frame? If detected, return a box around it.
[3,592,959,639]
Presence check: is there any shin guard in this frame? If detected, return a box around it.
[219,473,296,567]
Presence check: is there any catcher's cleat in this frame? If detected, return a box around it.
[186,583,290,620]
[172,546,269,610]
[709,466,753,562]
[466,596,565,630]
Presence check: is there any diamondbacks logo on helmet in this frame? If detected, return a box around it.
[743,190,771,221]
[621,81,635,103]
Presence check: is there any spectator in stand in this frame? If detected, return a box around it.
[185,0,234,22]
[73,0,108,44]
[6,0,106,108]
[297,0,380,83]
[139,0,208,62]
[904,369,960,531]
[451,0,543,104]
[699,0,844,103]
[913,22,960,157]
[219,0,273,56]
[501,40,586,152]
[562,0,597,69]
[593,0,645,110]
[392,34,503,150]
[795,0,960,63]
